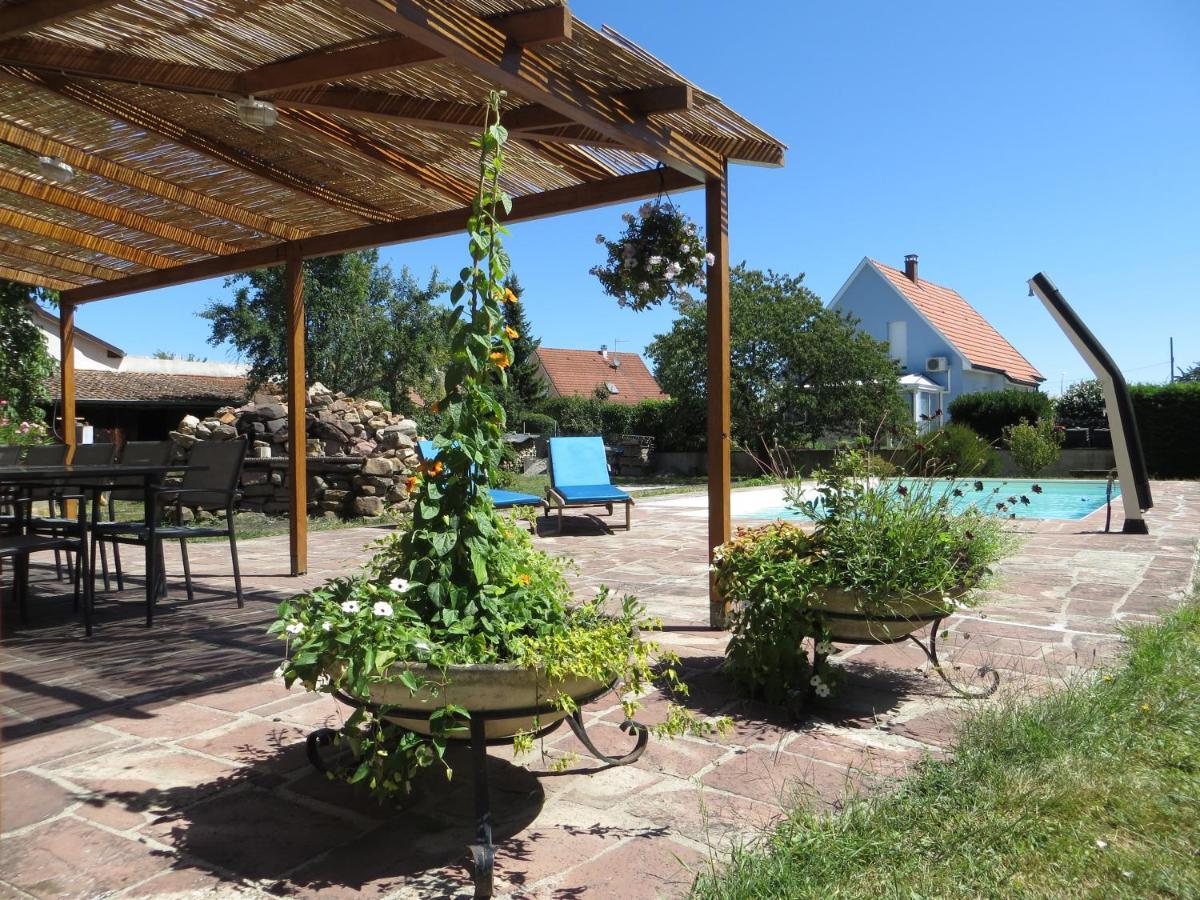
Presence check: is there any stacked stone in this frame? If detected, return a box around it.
[170,383,421,518]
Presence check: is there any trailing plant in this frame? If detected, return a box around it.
[590,196,711,311]
[1003,417,1064,476]
[714,450,1017,706]
[272,91,724,800]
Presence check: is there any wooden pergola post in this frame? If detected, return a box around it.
[58,297,76,457]
[285,245,307,576]
[706,162,731,628]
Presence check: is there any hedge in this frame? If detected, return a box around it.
[1130,382,1200,478]
[532,396,706,451]
[947,389,1054,441]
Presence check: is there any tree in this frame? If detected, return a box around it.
[201,251,448,411]
[152,350,208,361]
[1178,362,1200,383]
[0,280,55,423]
[498,273,546,414]
[647,265,904,448]
[1055,378,1107,427]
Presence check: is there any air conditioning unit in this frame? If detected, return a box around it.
[925,356,949,373]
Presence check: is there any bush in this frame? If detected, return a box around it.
[537,395,605,436]
[1056,379,1106,428]
[599,402,636,437]
[630,398,706,452]
[1004,417,1064,476]
[905,424,1001,476]
[1130,382,1200,478]
[948,390,1054,441]
[510,411,557,435]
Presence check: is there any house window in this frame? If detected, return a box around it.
[887,320,907,368]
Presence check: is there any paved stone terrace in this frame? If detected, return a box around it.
[1,482,1197,899]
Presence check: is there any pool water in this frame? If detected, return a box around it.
[736,478,1119,522]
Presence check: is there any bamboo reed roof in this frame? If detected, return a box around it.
[0,0,784,303]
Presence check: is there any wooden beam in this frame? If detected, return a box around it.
[516,139,615,182]
[0,1,118,39]
[616,84,693,117]
[285,244,307,576]
[243,6,570,95]
[0,38,241,94]
[62,166,701,304]
[705,162,731,629]
[0,206,175,268]
[340,0,724,179]
[0,119,308,241]
[59,297,76,454]
[0,237,125,281]
[24,71,394,224]
[242,36,440,96]
[0,169,239,255]
[276,107,475,204]
[0,264,77,291]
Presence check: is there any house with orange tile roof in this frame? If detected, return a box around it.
[830,255,1045,427]
[534,345,668,406]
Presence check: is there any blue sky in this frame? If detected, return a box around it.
[73,0,1200,391]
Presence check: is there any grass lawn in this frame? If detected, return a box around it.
[692,597,1200,899]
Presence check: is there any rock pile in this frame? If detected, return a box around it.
[170,383,422,518]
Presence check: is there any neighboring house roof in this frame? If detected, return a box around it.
[45,370,248,405]
[867,259,1045,386]
[30,304,125,359]
[535,347,669,406]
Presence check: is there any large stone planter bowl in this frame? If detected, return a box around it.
[815,585,967,643]
[367,663,612,740]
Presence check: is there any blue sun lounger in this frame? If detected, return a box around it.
[416,440,545,514]
[547,436,633,533]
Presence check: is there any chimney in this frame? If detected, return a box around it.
[600,344,608,361]
[904,254,919,283]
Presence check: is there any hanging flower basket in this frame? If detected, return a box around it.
[590,197,712,311]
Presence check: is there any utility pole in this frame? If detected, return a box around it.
[1169,337,1175,383]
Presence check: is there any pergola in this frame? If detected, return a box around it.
[0,0,784,627]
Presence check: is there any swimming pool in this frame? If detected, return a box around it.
[733,478,1119,522]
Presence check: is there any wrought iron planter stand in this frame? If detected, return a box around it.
[306,687,648,898]
[796,612,1000,716]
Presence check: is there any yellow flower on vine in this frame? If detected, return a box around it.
[504,326,519,339]
[505,288,519,304]
[517,573,531,586]
[490,351,511,368]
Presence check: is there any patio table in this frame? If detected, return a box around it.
[0,463,204,628]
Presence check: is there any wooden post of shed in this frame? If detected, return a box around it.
[706,162,731,628]
[58,297,76,458]
[285,245,307,576]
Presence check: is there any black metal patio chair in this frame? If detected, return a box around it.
[92,440,174,592]
[19,443,70,579]
[1,492,92,633]
[93,437,247,611]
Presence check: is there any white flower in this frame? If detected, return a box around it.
[664,262,681,281]
[687,223,698,235]
[341,600,361,613]
[621,212,634,224]
[809,675,823,687]
[704,252,716,266]
[680,243,690,253]
[372,601,394,618]
[285,621,305,635]
[637,281,650,292]
[638,201,654,218]
[1095,839,1108,849]
[689,256,701,267]
[816,640,833,655]
[648,255,663,266]
[388,577,410,593]
[595,233,606,245]
[815,684,831,698]
[321,620,333,632]
[273,662,287,679]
